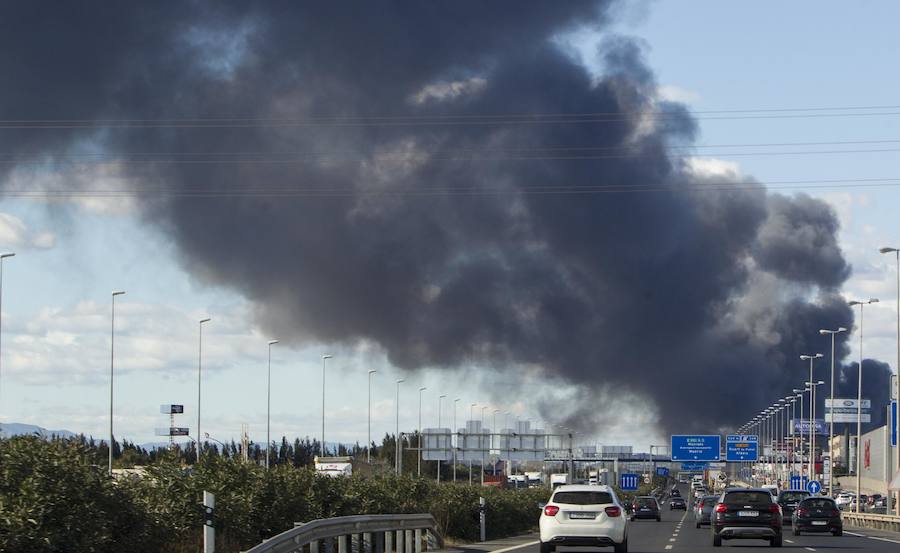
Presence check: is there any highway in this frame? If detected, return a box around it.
[478,484,900,553]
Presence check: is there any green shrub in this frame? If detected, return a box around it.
[0,436,543,552]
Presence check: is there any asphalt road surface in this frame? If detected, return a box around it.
[493,484,900,553]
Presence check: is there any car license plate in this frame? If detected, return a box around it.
[569,512,596,519]
[738,511,759,517]
[812,521,827,525]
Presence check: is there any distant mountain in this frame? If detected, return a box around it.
[0,422,77,439]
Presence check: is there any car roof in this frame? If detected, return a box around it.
[723,488,774,494]
[552,484,613,493]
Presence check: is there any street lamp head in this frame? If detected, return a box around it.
[419,386,427,392]
[869,298,880,304]
[454,398,460,403]
[368,369,377,374]
[0,252,15,259]
[396,378,405,383]
[817,380,825,384]
[322,354,333,359]
[267,339,279,345]
[112,290,125,296]
[200,317,211,324]
[838,327,847,332]
[439,394,447,399]
[879,246,899,254]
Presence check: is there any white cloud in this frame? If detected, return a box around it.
[684,157,742,179]
[0,212,56,250]
[410,77,487,105]
[657,84,701,104]
[2,162,138,216]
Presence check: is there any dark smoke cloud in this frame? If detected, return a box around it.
[0,1,875,436]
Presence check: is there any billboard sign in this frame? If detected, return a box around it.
[671,435,721,461]
[155,427,189,436]
[792,419,829,435]
[824,398,871,423]
[160,404,184,414]
[725,434,759,462]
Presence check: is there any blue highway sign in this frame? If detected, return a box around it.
[620,473,640,491]
[680,462,708,471]
[806,480,822,495]
[655,467,670,477]
[725,434,759,462]
[671,435,721,461]
[790,475,809,491]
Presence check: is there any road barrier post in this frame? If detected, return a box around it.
[479,496,486,542]
[203,490,215,553]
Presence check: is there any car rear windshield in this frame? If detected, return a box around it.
[723,492,772,504]
[636,498,656,506]
[702,496,719,505]
[553,491,613,505]
[779,492,809,502]
[801,499,836,509]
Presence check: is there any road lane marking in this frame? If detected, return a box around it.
[869,536,900,544]
[804,548,816,552]
[669,538,676,542]
[844,531,865,536]
[486,540,540,553]
[785,539,794,543]
[664,546,673,550]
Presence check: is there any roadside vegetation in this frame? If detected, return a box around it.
[1,435,545,553]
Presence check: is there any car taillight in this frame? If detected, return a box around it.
[544,505,559,517]
[769,504,781,514]
[830,510,840,517]
[714,503,727,513]
[605,506,621,517]
[796,508,808,517]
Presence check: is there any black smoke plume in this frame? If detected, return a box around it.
[0,1,874,435]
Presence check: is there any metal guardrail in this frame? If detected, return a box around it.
[243,514,444,553]
[841,512,900,532]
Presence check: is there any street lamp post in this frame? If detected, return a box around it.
[266,340,278,470]
[367,370,376,463]
[0,252,14,428]
[820,327,848,495]
[879,246,900,515]
[469,403,476,484]
[793,389,807,477]
[321,354,333,455]
[800,354,823,479]
[849,298,878,511]
[108,290,125,476]
[806,380,826,481]
[196,317,211,461]
[418,386,426,476]
[395,379,404,474]
[437,394,446,482]
[453,398,460,482]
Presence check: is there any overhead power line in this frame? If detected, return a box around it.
[5,177,900,198]
[2,104,900,129]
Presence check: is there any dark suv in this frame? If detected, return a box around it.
[711,488,782,547]
[630,496,661,521]
[777,490,810,525]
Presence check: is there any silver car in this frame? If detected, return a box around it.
[694,495,719,528]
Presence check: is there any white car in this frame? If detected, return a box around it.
[835,492,855,510]
[539,484,628,553]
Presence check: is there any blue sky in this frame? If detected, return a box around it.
[1,0,899,450]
